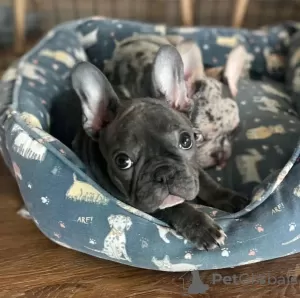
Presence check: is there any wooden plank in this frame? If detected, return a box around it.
[232,0,250,28]
[13,0,27,54]
[180,0,194,26]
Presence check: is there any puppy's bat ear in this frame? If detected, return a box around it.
[176,40,205,97]
[223,45,248,97]
[151,45,191,112]
[176,40,205,81]
[71,61,120,138]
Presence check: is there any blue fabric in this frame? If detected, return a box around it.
[1,17,300,272]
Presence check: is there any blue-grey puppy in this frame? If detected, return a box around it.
[64,45,249,250]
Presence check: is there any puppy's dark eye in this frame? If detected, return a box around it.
[115,153,133,170]
[179,132,193,150]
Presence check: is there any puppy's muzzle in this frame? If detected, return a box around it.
[153,165,176,184]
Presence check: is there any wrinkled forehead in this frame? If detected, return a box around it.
[107,100,192,144]
[124,100,190,128]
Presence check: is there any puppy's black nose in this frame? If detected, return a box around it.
[154,166,175,184]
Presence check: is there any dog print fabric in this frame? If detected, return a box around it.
[1,17,300,271]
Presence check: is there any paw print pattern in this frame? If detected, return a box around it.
[289,222,296,232]
[255,224,264,233]
[54,232,61,239]
[41,196,50,205]
[248,249,258,256]
[51,166,62,176]
[184,252,192,259]
[89,238,96,245]
[140,238,149,248]
[221,248,230,257]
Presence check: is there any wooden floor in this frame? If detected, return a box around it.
[1,155,300,298]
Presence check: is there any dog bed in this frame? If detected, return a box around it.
[1,17,300,272]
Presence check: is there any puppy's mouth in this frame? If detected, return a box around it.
[159,194,185,209]
[216,160,227,169]
[211,151,228,169]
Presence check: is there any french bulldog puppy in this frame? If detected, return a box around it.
[104,35,248,168]
[68,45,249,250]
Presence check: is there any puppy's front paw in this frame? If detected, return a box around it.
[178,213,226,250]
